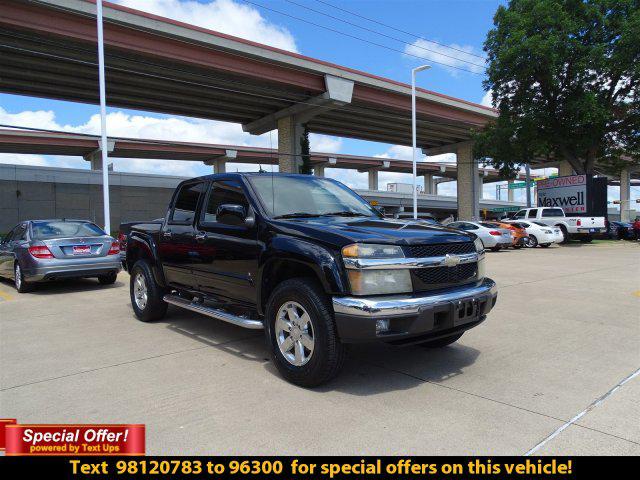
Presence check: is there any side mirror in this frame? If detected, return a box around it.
[216,204,248,226]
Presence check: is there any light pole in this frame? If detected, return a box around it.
[411,65,431,219]
[96,0,111,233]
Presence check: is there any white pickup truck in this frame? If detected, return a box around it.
[510,207,605,243]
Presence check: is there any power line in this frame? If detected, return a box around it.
[238,0,484,75]
[281,0,486,69]
[313,0,488,60]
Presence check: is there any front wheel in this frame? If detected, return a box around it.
[130,260,167,322]
[265,278,346,388]
[418,332,463,348]
[491,246,501,252]
[14,262,33,293]
[540,243,551,248]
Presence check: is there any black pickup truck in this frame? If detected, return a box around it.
[122,173,497,387]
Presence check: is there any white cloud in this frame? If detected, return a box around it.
[404,40,485,76]
[113,0,298,52]
[481,90,493,107]
[0,106,342,175]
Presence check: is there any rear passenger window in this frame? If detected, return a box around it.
[542,208,564,217]
[514,210,526,218]
[170,182,205,224]
[527,209,538,218]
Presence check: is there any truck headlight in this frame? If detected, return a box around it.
[474,237,485,254]
[347,269,412,295]
[342,243,411,295]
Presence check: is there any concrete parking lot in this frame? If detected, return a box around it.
[1,242,638,455]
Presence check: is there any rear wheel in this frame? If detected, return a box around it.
[418,332,463,348]
[559,226,570,244]
[14,262,33,293]
[130,260,167,322]
[491,246,501,252]
[98,271,118,285]
[540,243,551,248]
[265,278,346,388]
[580,236,593,243]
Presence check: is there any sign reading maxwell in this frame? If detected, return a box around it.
[536,175,587,214]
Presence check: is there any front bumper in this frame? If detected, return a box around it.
[332,278,497,345]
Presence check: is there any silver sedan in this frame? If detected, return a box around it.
[0,219,121,293]
[447,221,513,251]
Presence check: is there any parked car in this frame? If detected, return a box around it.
[447,221,512,251]
[510,207,605,243]
[607,221,635,240]
[505,221,557,248]
[480,221,528,248]
[122,173,497,387]
[0,219,121,293]
[393,212,440,225]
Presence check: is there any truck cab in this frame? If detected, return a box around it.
[123,173,497,387]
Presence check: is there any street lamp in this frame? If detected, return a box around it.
[411,65,431,219]
[96,0,111,233]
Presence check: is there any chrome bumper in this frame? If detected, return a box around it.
[332,278,497,318]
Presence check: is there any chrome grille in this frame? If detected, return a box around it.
[406,242,475,258]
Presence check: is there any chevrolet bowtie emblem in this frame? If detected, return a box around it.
[443,254,461,267]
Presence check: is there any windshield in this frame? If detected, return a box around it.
[249,175,380,219]
[31,221,106,240]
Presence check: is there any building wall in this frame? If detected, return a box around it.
[0,164,184,234]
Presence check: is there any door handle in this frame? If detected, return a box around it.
[195,232,207,242]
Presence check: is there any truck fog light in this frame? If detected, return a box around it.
[375,319,390,334]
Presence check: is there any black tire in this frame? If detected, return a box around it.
[265,278,346,388]
[130,260,167,322]
[540,243,551,248]
[491,246,501,252]
[559,226,570,244]
[14,262,33,293]
[418,332,464,348]
[580,236,593,243]
[527,235,538,248]
[98,271,118,285]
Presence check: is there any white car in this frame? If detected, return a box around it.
[511,207,605,243]
[506,220,558,248]
[447,221,513,251]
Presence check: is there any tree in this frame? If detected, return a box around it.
[474,0,639,175]
[299,125,312,174]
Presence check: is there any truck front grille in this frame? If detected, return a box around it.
[406,242,475,258]
[413,262,478,288]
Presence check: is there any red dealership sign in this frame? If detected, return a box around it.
[4,424,145,456]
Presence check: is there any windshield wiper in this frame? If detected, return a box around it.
[273,212,320,219]
[320,211,369,217]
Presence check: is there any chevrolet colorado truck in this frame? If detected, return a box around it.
[122,173,497,387]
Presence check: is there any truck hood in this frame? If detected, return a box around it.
[271,216,473,247]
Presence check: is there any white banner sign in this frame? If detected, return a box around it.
[536,175,587,213]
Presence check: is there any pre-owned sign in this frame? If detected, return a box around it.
[536,175,587,213]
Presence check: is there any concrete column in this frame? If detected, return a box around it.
[314,163,325,177]
[422,173,435,194]
[213,159,226,174]
[456,142,480,220]
[478,174,484,200]
[620,168,631,222]
[558,161,574,177]
[507,180,515,202]
[86,152,103,170]
[368,169,379,191]
[277,116,303,173]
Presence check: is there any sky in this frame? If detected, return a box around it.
[0,0,635,205]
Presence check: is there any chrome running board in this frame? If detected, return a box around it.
[163,294,263,330]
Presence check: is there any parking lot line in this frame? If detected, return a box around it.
[0,289,14,301]
[525,367,640,456]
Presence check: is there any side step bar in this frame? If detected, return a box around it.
[163,294,263,330]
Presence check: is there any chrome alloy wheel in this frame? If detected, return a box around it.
[275,301,315,366]
[133,272,148,310]
[14,264,21,289]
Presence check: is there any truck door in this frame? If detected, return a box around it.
[159,181,206,288]
[193,179,259,305]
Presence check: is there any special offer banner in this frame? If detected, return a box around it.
[4,424,145,456]
[0,419,17,450]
